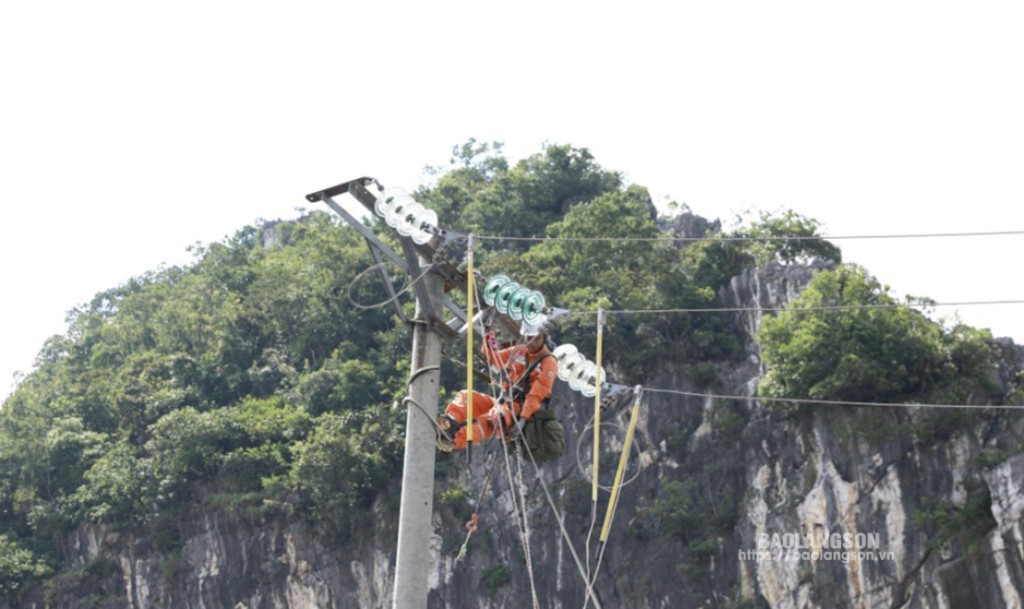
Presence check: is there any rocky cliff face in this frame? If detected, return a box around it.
[8,264,1024,609]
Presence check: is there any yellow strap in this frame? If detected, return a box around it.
[600,386,643,543]
[592,309,605,503]
[466,235,475,446]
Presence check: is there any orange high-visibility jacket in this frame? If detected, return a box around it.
[483,342,557,420]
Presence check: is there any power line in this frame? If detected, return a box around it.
[472,229,1024,243]
[561,299,1024,317]
[641,387,1024,410]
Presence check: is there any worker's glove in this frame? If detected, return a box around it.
[499,418,526,444]
[485,331,499,352]
[488,403,515,431]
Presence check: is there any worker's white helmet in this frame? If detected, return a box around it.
[520,314,549,338]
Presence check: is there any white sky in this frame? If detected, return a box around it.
[2,1,1022,401]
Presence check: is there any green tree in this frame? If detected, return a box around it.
[681,209,841,288]
[0,534,52,598]
[417,139,508,220]
[288,414,397,543]
[757,265,994,409]
[425,142,622,242]
[145,407,245,496]
[743,209,841,266]
[73,444,153,524]
[292,356,380,416]
[514,185,741,378]
[525,185,664,310]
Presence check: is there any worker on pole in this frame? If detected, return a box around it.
[437,315,556,451]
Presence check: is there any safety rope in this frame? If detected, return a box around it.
[476,296,542,608]
[515,442,543,609]
[453,282,517,563]
[400,366,446,445]
[499,429,541,609]
[407,365,441,386]
[455,448,501,562]
[488,308,607,607]
[592,309,605,503]
[462,294,546,608]
[514,416,605,609]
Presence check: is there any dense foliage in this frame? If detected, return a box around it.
[0,213,412,593]
[0,140,983,596]
[757,264,996,409]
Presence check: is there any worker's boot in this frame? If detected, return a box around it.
[437,414,460,431]
[436,414,462,452]
[436,431,455,453]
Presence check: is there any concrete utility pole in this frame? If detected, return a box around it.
[392,253,444,609]
[306,179,462,609]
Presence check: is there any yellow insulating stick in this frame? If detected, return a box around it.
[600,385,643,543]
[592,309,605,503]
[466,235,475,448]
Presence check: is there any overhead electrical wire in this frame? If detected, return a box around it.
[466,228,1024,317]
[342,232,1024,317]
[565,299,1024,317]
[472,229,1024,243]
[454,247,1023,413]
[641,387,1024,410]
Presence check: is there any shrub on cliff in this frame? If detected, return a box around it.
[757,265,995,411]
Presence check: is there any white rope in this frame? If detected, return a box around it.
[583,499,598,601]
[515,442,542,609]
[500,433,541,609]
[519,441,604,609]
[455,448,500,563]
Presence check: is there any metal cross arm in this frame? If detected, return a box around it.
[310,177,476,339]
[309,177,467,291]
[305,177,378,203]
